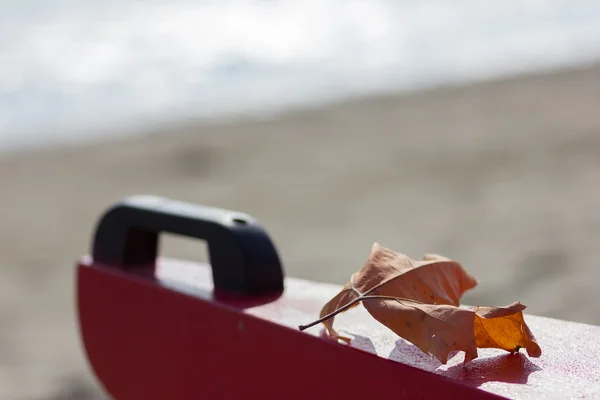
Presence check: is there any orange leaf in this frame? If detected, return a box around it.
[473,302,542,357]
[317,243,477,341]
[299,244,542,364]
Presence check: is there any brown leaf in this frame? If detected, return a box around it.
[299,244,542,364]
[473,302,542,358]
[318,282,359,342]
[318,243,478,341]
[362,297,479,363]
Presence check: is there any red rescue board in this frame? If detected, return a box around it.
[78,257,600,399]
[76,196,600,399]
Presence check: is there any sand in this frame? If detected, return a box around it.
[1,64,600,399]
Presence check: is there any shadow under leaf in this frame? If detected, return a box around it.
[347,333,378,356]
[440,352,542,387]
[387,339,541,387]
[388,339,442,372]
[324,332,541,389]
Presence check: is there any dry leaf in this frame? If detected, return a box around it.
[362,297,479,363]
[299,243,542,364]
[318,243,478,341]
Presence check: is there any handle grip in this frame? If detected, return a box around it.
[91,195,284,296]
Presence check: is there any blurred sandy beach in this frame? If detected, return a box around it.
[1,64,600,398]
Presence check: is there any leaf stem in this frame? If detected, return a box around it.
[298,296,364,331]
[297,295,423,331]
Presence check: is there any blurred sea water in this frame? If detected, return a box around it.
[1,0,600,152]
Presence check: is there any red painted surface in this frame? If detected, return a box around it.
[77,257,600,399]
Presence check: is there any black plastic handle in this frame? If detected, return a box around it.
[91,195,284,296]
